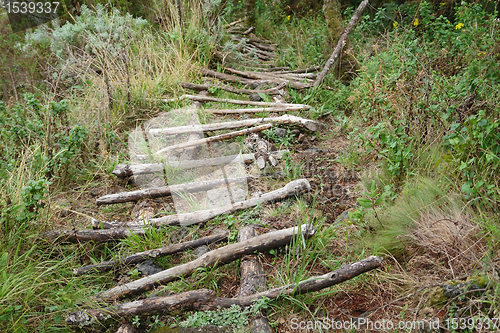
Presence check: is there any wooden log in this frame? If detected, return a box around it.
[96,177,249,205]
[180,81,286,95]
[259,66,289,72]
[200,68,258,85]
[206,106,307,114]
[180,90,207,160]
[313,0,369,87]
[242,26,255,35]
[112,151,289,178]
[98,224,315,300]
[93,178,311,229]
[73,232,228,275]
[66,256,383,327]
[248,41,276,52]
[149,114,324,136]
[223,68,310,90]
[155,123,272,155]
[278,65,321,74]
[237,226,273,333]
[116,324,135,333]
[162,94,309,108]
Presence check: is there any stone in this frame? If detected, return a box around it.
[249,93,263,101]
[274,127,287,138]
[194,245,210,258]
[136,260,162,276]
[170,227,189,243]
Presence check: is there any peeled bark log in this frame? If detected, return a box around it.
[237,226,273,333]
[149,114,324,136]
[162,94,309,108]
[67,256,383,327]
[73,232,228,275]
[180,81,286,95]
[155,123,272,155]
[112,150,289,178]
[206,106,308,114]
[96,177,249,205]
[224,68,310,90]
[95,179,311,229]
[313,0,369,87]
[98,224,315,300]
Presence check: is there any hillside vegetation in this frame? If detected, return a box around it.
[0,0,499,331]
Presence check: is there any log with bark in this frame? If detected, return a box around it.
[180,81,286,95]
[223,68,311,89]
[161,94,310,109]
[93,179,311,229]
[73,231,228,275]
[237,225,273,333]
[155,123,272,155]
[201,68,259,85]
[98,224,315,300]
[112,150,289,178]
[66,256,383,327]
[96,176,250,205]
[313,0,369,87]
[149,114,324,136]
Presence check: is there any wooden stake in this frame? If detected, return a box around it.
[313,0,369,87]
[66,256,383,327]
[237,225,273,333]
[98,224,315,300]
[73,232,228,275]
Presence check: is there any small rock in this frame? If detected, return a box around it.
[90,189,100,197]
[136,260,162,276]
[249,93,263,102]
[211,228,227,235]
[194,245,210,258]
[274,127,287,138]
[290,129,300,136]
[297,133,305,142]
[170,227,189,243]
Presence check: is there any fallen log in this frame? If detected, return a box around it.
[149,114,324,136]
[112,150,289,178]
[259,66,289,72]
[155,123,272,155]
[237,226,273,333]
[180,81,286,95]
[93,178,311,229]
[313,0,369,87]
[73,231,228,275]
[161,94,309,108]
[279,65,321,74]
[98,224,315,300]
[223,68,310,90]
[248,41,276,52]
[96,177,249,205]
[66,256,383,327]
[224,18,244,28]
[201,68,259,85]
[206,106,307,114]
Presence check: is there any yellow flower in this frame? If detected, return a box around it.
[393,21,398,28]
[287,15,291,20]
[455,22,464,30]
[413,19,419,27]
[440,2,446,5]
